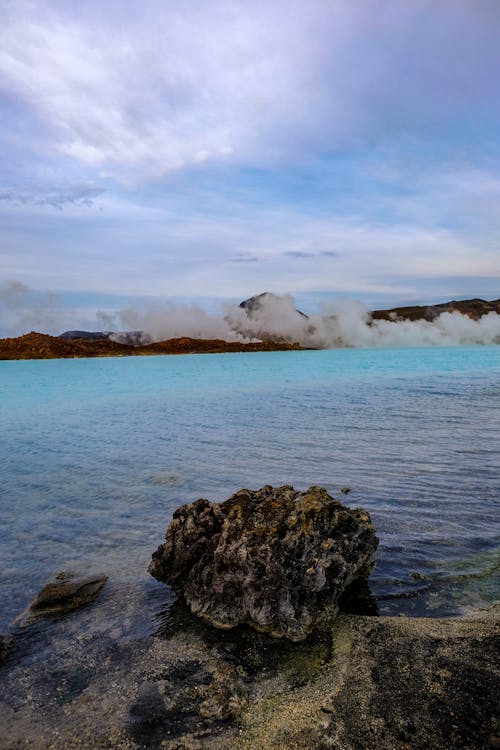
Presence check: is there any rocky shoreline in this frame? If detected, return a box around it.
[1,486,498,748]
[1,599,498,750]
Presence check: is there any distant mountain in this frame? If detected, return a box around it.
[59,330,113,340]
[371,298,500,322]
[59,330,148,345]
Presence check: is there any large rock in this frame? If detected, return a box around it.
[149,485,378,640]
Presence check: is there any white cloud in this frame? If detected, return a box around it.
[1,1,499,180]
[1,1,499,311]
[1,171,498,301]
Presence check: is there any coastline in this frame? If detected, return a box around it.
[0,332,304,360]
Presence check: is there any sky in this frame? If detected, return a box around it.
[1,0,500,335]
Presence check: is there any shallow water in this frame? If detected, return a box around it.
[0,346,499,632]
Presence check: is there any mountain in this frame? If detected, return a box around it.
[371,298,500,322]
[239,292,309,318]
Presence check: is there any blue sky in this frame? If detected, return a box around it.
[1,0,499,334]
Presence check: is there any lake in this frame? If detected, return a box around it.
[0,345,499,632]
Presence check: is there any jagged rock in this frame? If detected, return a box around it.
[149,485,378,640]
[14,572,108,626]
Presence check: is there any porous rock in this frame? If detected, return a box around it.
[149,485,378,640]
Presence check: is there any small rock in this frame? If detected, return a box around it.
[198,659,248,721]
[0,634,14,663]
[14,572,108,626]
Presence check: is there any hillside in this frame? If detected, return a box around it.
[371,297,500,322]
[0,332,302,360]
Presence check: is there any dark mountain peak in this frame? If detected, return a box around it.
[239,292,309,318]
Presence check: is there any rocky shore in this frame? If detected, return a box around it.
[0,601,498,750]
[0,486,498,749]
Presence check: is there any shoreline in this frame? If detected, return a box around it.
[1,585,498,749]
[0,332,304,360]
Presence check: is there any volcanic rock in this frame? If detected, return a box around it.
[149,485,378,640]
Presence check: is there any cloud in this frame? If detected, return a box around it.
[0,280,62,336]
[1,1,499,181]
[283,250,340,259]
[1,177,497,301]
[0,184,105,209]
[0,1,499,312]
[228,254,260,263]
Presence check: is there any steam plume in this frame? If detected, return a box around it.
[0,281,62,337]
[107,293,500,348]
[2,283,498,347]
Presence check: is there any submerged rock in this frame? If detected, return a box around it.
[149,484,378,640]
[14,572,108,626]
[0,635,14,663]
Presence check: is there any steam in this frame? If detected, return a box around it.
[103,303,246,344]
[308,300,500,348]
[104,293,500,348]
[0,281,62,337]
[2,283,498,347]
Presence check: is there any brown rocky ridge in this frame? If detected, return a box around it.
[0,332,302,360]
[371,297,500,322]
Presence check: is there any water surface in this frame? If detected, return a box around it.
[1,346,499,632]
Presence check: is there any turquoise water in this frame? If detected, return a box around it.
[0,346,499,630]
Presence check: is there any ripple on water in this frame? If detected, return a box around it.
[0,346,499,631]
